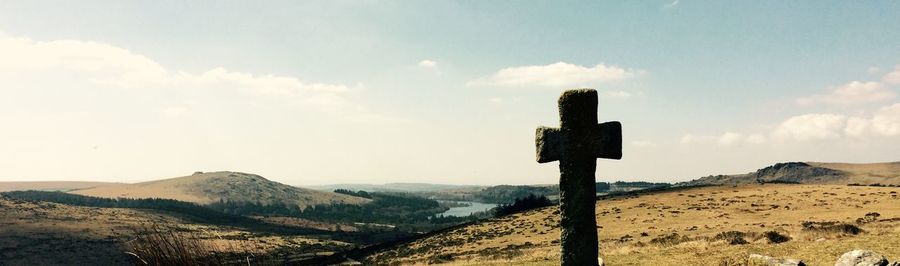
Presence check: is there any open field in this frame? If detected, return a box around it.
[366,184,900,265]
[812,162,900,185]
[0,181,119,192]
[0,197,351,265]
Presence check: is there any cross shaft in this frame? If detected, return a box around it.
[535,89,622,266]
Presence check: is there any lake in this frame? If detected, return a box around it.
[437,201,498,217]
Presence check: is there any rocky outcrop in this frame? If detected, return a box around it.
[749,254,805,266]
[835,250,889,266]
[755,162,846,184]
[675,162,850,187]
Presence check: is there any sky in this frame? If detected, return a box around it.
[1,1,900,186]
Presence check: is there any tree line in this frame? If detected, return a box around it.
[492,194,554,216]
[208,191,450,225]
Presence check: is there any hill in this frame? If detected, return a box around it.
[364,184,900,265]
[0,181,119,192]
[677,161,900,186]
[72,171,369,208]
[0,196,350,265]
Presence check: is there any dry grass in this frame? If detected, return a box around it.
[0,181,119,192]
[366,184,900,265]
[123,223,276,266]
[811,161,900,185]
[0,197,350,265]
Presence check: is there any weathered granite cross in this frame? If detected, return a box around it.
[535,89,622,266]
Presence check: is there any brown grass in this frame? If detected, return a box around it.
[0,197,350,265]
[123,223,274,266]
[366,184,900,265]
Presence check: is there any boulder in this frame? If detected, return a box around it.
[749,254,806,266]
[835,250,889,266]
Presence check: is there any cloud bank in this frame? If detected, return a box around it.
[470,62,639,88]
[0,32,382,118]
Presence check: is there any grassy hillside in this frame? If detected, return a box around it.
[365,184,900,265]
[0,181,119,192]
[679,161,900,186]
[72,171,369,208]
[0,196,350,265]
[812,162,900,185]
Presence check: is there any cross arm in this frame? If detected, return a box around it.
[593,121,622,160]
[535,126,563,163]
[535,121,622,163]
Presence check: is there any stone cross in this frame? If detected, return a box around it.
[535,89,622,266]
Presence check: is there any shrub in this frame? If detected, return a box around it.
[802,221,863,236]
[763,231,790,244]
[650,233,690,247]
[493,194,553,217]
[714,231,748,245]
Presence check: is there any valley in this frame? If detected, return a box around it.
[2,161,900,265]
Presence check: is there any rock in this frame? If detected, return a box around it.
[835,250,889,266]
[749,254,806,266]
[755,162,845,184]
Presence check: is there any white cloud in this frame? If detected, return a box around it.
[771,113,847,141]
[681,134,708,144]
[160,106,188,117]
[797,81,894,105]
[868,67,881,74]
[470,62,639,88]
[682,132,764,146]
[631,140,656,148]
[717,132,744,146]
[688,103,900,145]
[746,134,767,144]
[418,60,437,68]
[602,90,632,99]
[844,117,869,138]
[769,104,900,141]
[663,0,680,9]
[0,35,169,87]
[0,32,381,118]
[883,65,900,85]
[488,97,504,103]
[870,103,900,136]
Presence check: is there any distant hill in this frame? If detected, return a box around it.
[305,183,484,193]
[72,171,369,208]
[0,181,120,192]
[677,161,900,186]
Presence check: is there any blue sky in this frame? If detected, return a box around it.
[1,1,900,185]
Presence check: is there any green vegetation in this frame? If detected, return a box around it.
[297,192,448,224]
[1,190,238,223]
[0,190,328,236]
[206,192,475,228]
[473,185,557,204]
[403,182,671,204]
[333,189,373,199]
[493,194,553,216]
[604,181,670,192]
